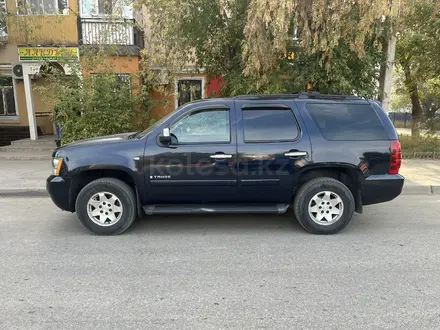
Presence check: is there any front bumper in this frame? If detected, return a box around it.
[46,175,73,212]
[362,174,404,206]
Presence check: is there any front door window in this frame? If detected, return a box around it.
[170,109,230,144]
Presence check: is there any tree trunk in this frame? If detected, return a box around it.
[402,63,422,136]
[378,37,388,102]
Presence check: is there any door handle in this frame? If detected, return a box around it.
[210,154,233,159]
[284,151,307,158]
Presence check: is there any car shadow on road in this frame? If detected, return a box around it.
[56,209,367,236]
[130,210,303,234]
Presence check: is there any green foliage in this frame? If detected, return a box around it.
[390,70,411,112]
[141,0,384,98]
[37,48,151,145]
[396,1,440,81]
[400,134,440,153]
[391,71,440,115]
[242,0,395,78]
[394,1,440,134]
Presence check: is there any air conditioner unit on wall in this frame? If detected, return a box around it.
[12,63,24,79]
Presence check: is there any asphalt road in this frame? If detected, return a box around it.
[1,196,440,330]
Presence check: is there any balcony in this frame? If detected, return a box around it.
[79,17,144,54]
[5,0,79,47]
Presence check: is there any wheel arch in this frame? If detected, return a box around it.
[69,166,140,214]
[293,164,363,214]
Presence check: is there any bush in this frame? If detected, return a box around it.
[37,48,151,145]
[399,134,440,154]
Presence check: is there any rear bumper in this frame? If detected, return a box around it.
[362,174,404,206]
[46,175,73,212]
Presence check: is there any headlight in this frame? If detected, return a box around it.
[52,158,63,176]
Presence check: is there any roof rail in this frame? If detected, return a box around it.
[232,92,362,101]
[296,92,361,100]
[232,94,297,100]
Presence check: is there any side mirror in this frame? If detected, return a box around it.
[159,127,172,145]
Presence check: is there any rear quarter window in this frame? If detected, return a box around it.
[306,103,389,141]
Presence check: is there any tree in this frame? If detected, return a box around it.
[391,70,440,131]
[395,0,440,135]
[140,0,388,98]
[242,0,395,77]
[37,48,151,145]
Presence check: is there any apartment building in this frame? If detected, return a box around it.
[0,0,221,143]
[0,0,143,143]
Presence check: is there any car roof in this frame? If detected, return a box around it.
[181,93,369,108]
[232,92,362,101]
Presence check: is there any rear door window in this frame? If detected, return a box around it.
[242,109,299,143]
[306,103,389,141]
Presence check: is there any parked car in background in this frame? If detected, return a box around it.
[47,93,404,235]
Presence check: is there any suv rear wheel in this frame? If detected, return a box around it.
[75,178,137,235]
[293,177,355,234]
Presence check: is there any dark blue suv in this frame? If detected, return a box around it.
[47,93,404,235]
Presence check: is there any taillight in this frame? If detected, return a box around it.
[389,140,402,175]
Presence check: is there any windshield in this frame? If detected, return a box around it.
[136,115,169,139]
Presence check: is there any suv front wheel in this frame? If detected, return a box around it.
[75,178,137,235]
[293,177,355,234]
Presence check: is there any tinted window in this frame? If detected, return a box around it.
[306,103,389,141]
[242,109,299,143]
[170,109,230,144]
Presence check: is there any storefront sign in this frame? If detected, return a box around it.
[18,47,79,61]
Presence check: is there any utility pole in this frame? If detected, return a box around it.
[381,33,397,112]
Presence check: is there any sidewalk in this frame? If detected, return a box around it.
[0,160,51,196]
[0,159,439,196]
[400,160,440,194]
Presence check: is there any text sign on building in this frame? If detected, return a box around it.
[18,47,79,61]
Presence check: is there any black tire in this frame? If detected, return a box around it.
[75,178,137,235]
[293,177,355,235]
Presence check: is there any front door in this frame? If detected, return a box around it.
[235,100,312,203]
[144,102,238,204]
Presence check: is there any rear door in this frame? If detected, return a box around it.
[235,100,312,203]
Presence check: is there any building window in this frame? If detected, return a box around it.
[18,0,68,15]
[115,74,131,87]
[177,79,203,107]
[97,0,113,15]
[0,77,17,116]
[81,0,131,18]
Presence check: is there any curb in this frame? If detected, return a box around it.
[0,189,48,197]
[401,185,440,195]
[0,156,52,161]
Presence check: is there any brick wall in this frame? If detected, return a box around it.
[0,126,43,146]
